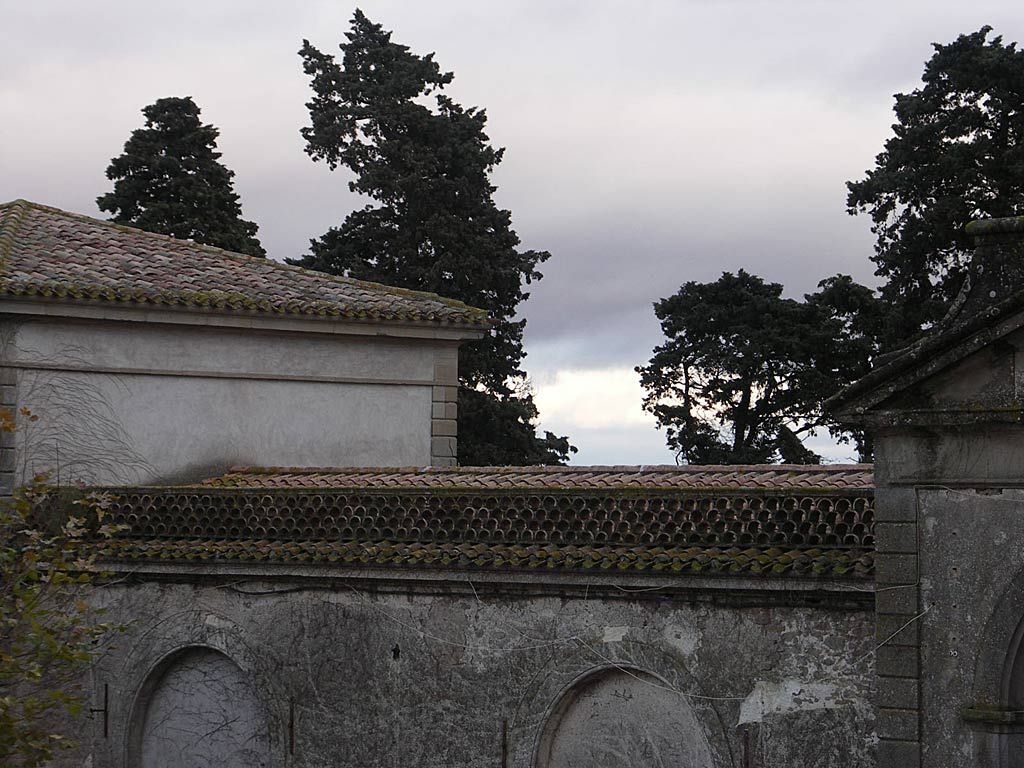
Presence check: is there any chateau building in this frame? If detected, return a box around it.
[2,199,1023,767]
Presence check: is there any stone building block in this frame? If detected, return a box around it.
[872,487,919,522]
[432,456,457,467]
[433,344,458,364]
[0,471,13,493]
[877,708,919,741]
[432,385,458,403]
[431,436,457,458]
[875,522,918,554]
[877,677,919,710]
[877,739,920,768]
[432,419,458,437]
[433,361,458,385]
[876,645,920,678]
[0,448,14,472]
[876,553,918,584]
[0,368,15,386]
[0,385,16,404]
[875,584,919,616]
[877,614,920,646]
[432,402,457,420]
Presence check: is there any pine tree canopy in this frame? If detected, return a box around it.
[97,96,265,257]
[847,26,1024,344]
[637,271,880,464]
[642,26,1024,466]
[293,10,574,465]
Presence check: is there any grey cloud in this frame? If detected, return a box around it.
[2,0,1021,462]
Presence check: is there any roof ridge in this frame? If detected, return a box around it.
[0,199,489,324]
[258,258,489,320]
[221,463,874,475]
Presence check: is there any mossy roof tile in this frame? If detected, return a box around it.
[91,465,875,579]
[0,200,488,327]
[202,463,874,492]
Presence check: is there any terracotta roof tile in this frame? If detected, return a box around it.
[0,200,488,327]
[94,464,875,579]
[203,464,874,492]
[97,538,873,577]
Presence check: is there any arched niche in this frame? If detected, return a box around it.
[536,666,715,768]
[1003,627,1024,766]
[967,560,1024,767]
[128,646,271,768]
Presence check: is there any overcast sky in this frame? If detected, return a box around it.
[2,1,1021,464]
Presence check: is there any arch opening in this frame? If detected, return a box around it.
[536,667,714,768]
[1001,621,1024,767]
[132,646,271,768]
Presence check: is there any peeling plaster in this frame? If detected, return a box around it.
[662,625,700,657]
[602,626,628,643]
[203,613,234,631]
[738,680,841,726]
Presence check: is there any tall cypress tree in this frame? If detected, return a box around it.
[294,10,574,465]
[98,97,265,257]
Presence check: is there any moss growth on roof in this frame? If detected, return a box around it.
[0,199,490,327]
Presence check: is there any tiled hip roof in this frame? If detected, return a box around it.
[97,465,875,579]
[0,200,488,327]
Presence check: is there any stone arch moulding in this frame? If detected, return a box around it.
[535,663,717,768]
[115,609,285,768]
[125,644,273,768]
[967,557,1024,768]
[510,640,735,768]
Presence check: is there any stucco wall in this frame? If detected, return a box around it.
[915,487,1024,768]
[69,569,876,768]
[1,318,455,484]
[870,420,1024,767]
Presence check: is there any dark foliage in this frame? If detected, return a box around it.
[98,97,265,257]
[637,271,880,464]
[293,10,573,465]
[847,27,1024,344]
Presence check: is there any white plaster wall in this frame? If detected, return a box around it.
[11,319,439,381]
[5,318,441,484]
[17,371,431,484]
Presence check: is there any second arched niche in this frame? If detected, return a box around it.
[537,667,715,768]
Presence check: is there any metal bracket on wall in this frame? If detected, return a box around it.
[89,683,108,739]
[288,697,295,755]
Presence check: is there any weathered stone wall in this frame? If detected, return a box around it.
[0,318,462,484]
[916,487,1024,768]
[872,425,1024,768]
[827,212,1024,768]
[68,568,876,768]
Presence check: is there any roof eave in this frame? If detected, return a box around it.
[827,290,1024,423]
[0,295,488,342]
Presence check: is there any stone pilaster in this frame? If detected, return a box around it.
[873,485,922,768]
[430,347,459,466]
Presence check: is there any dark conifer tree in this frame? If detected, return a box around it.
[637,271,880,464]
[847,27,1024,343]
[98,97,265,257]
[294,10,573,465]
